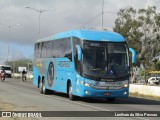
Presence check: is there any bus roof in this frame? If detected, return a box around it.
[36,29,125,43]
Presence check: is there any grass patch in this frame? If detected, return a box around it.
[130,92,160,101]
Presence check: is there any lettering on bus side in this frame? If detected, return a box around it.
[58,61,70,68]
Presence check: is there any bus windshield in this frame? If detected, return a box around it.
[83,41,129,80]
[1,66,11,70]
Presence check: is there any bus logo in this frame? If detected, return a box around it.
[93,81,100,86]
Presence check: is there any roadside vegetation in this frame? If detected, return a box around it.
[114,6,160,70]
[5,58,33,73]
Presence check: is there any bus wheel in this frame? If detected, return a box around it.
[40,80,48,94]
[39,81,43,94]
[42,80,49,94]
[107,98,116,103]
[68,83,75,100]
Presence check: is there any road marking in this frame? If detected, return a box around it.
[1,83,110,111]
[0,83,151,120]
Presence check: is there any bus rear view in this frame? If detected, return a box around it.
[33,30,136,102]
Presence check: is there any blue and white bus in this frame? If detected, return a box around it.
[33,29,136,102]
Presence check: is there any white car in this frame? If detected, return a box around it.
[147,77,160,85]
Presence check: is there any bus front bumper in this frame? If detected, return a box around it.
[76,85,129,98]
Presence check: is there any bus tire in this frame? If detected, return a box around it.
[39,80,43,94]
[68,83,75,100]
[40,80,48,94]
[107,98,116,103]
[43,80,49,94]
[38,76,41,88]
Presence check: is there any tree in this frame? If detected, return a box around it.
[113,7,142,66]
[152,60,160,70]
[5,58,33,73]
[114,6,160,69]
[138,6,160,66]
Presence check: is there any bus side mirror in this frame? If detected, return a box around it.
[76,45,82,61]
[129,48,136,64]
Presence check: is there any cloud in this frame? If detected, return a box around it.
[0,42,25,63]
[0,0,159,59]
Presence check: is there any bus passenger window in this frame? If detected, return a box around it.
[64,38,72,61]
[75,50,81,74]
[34,43,41,58]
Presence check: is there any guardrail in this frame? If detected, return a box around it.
[130,84,160,97]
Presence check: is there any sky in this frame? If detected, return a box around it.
[0,0,160,64]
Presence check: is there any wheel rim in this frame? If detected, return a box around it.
[69,85,72,98]
[40,82,43,93]
[42,81,45,93]
[40,82,42,88]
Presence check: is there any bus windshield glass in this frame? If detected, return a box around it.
[1,66,11,70]
[83,41,129,80]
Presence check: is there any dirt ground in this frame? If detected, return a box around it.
[0,99,15,111]
[0,99,37,120]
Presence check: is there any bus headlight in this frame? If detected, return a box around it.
[123,84,128,88]
[84,83,91,87]
[80,81,91,87]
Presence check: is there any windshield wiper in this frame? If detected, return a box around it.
[83,65,89,71]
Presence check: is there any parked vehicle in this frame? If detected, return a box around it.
[0,65,12,78]
[147,77,160,85]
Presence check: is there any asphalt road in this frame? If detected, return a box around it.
[0,78,160,120]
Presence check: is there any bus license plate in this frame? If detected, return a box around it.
[109,86,121,90]
[104,92,111,96]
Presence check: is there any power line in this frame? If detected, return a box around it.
[76,11,117,29]
[76,12,102,29]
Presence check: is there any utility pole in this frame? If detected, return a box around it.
[101,0,104,30]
